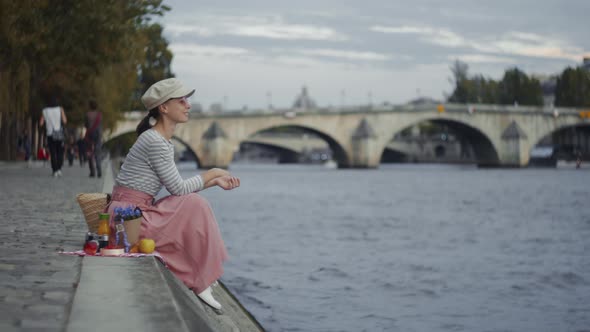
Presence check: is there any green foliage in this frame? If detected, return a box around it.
[447,61,498,104]
[0,0,173,160]
[447,60,543,106]
[139,24,175,91]
[554,67,590,107]
[130,23,175,110]
[471,75,499,104]
[103,131,137,157]
[447,60,470,103]
[498,68,543,106]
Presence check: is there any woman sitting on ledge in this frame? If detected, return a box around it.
[107,78,240,312]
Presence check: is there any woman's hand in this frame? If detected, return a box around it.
[211,168,230,177]
[214,175,240,190]
[200,168,230,186]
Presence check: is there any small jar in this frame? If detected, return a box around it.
[98,235,109,251]
[85,232,95,242]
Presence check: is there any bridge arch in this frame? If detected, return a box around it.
[531,123,590,159]
[238,141,302,163]
[244,124,349,167]
[383,117,500,166]
[171,136,202,167]
[104,129,203,167]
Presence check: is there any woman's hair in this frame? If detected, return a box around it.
[47,96,59,107]
[136,107,160,137]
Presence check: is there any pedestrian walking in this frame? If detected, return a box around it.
[67,136,76,167]
[77,136,86,166]
[39,96,67,177]
[17,128,32,162]
[106,78,240,312]
[84,100,102,177]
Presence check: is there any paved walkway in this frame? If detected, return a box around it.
[0,161,264,332]
[0,161,103,331]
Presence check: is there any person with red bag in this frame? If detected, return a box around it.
[40,96,67,177]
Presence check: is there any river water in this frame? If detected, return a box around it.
[180,163,590,332]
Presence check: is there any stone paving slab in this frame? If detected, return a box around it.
[0,161,103,332]
[67,256,196,332]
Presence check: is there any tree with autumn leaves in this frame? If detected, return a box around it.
[0,0,174,160]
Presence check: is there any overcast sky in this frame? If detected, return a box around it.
[158,0,590,110]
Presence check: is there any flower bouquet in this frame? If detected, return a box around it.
[113,206,143,252]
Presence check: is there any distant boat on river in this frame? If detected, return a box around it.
[529,144,584,168]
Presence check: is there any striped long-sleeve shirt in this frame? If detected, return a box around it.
[116,129,203,196]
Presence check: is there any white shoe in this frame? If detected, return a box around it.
[197,286,222,312]
[53,172,58,178]
[57,170,63,177]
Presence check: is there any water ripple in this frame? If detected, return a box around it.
[193,164,590,332]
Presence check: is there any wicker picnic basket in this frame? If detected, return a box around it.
[76,193,111,233]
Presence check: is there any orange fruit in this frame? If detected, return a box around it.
[139,238,156,254]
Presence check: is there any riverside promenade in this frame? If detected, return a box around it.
[0,161,263,332]
[0,161,102,331]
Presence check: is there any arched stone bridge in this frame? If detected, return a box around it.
[107,103,590,169]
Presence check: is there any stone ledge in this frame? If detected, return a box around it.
[70,158,264,332]
[66,256,263,332]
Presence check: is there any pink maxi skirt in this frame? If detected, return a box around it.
[107,185,228,293]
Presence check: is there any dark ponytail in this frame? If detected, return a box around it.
[136,108,160,137]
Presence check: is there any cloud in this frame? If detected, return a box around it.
[472,32,586,61]
[232,24,345,41]
[508,32,545,43]
[165,14,347,41]
[448,54,515,64]
[372,25,586,61]
[296,48,391,61]
[371,25,465,48]
[165,23,214,37]
[170,43,250,57]
[170,43,338,70]
[272,56,327,68]
[170,40,399,74]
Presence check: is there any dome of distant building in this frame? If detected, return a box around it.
[293,86,316,109]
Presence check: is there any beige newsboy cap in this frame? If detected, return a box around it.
[141,78,195,110]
